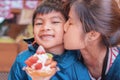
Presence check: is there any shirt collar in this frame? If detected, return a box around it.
[53,50,79,69]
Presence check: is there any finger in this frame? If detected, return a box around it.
[42,68,57,80]
[44,58,53,66]
[50,61,57,68]
[25,67,33,74]
[51,67,57,76]
[24,67,33,76]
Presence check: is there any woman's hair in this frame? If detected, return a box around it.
[108,0,120,46]
[32,0,69,26]
[71,0,120,47]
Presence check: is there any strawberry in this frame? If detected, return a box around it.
[25,56,38,67]
[28,56,38,63]
[25,60,33,67]
[35,63,42,70]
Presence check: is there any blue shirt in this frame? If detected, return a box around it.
[8,39,90,80]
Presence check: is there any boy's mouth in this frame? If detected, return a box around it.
[40,35,55,41]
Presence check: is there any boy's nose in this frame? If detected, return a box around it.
[41,24,52,31]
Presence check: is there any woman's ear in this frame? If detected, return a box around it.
[87,30,101,41]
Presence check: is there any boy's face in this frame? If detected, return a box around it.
[34,11,66,54]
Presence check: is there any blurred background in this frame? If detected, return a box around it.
[0,0,42,80]
[0,0,120,80]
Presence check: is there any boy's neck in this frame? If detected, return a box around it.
[45,45,64,55]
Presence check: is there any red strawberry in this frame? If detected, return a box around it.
[25,60,33,67]
[35,63,42,70]
[28,56,38,63]
[25,56,38,67]
[36,46,46,54]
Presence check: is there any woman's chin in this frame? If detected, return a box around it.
[64,45,79,50]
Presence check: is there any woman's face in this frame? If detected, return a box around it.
[64,5,87,50]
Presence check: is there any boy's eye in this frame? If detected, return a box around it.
[35,23,43,25]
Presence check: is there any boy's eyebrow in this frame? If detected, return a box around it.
[35,18,42,20]
[51,16,65,21]
[34,16,65,22]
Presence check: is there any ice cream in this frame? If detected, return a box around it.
[24,46,54,77]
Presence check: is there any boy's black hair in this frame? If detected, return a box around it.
[32,0,68,26]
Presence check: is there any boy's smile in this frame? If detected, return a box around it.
[39,33,55,41]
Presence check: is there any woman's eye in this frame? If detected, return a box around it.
[68,19,72,25]
[52,21,61,24]
[69,22,72,25]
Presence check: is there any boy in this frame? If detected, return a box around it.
[8,0,90,80]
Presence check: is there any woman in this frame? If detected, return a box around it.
[64,0,120,80]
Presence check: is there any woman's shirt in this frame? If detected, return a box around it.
[89,47,120,80]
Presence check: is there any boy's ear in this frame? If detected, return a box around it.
[87,30,101,41]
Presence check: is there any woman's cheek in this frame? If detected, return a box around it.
[64,21,69,32]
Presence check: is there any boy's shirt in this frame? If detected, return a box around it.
[8,38,90,80]
[51,50,90,80]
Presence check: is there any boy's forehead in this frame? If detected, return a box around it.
[36,10,63,16]
[35,11,65,20]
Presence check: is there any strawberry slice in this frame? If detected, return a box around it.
[25,56,38,67]
[25,60,33,67]
[36,46,46,54]
[28,56,38,63]
[35,63,42,70]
